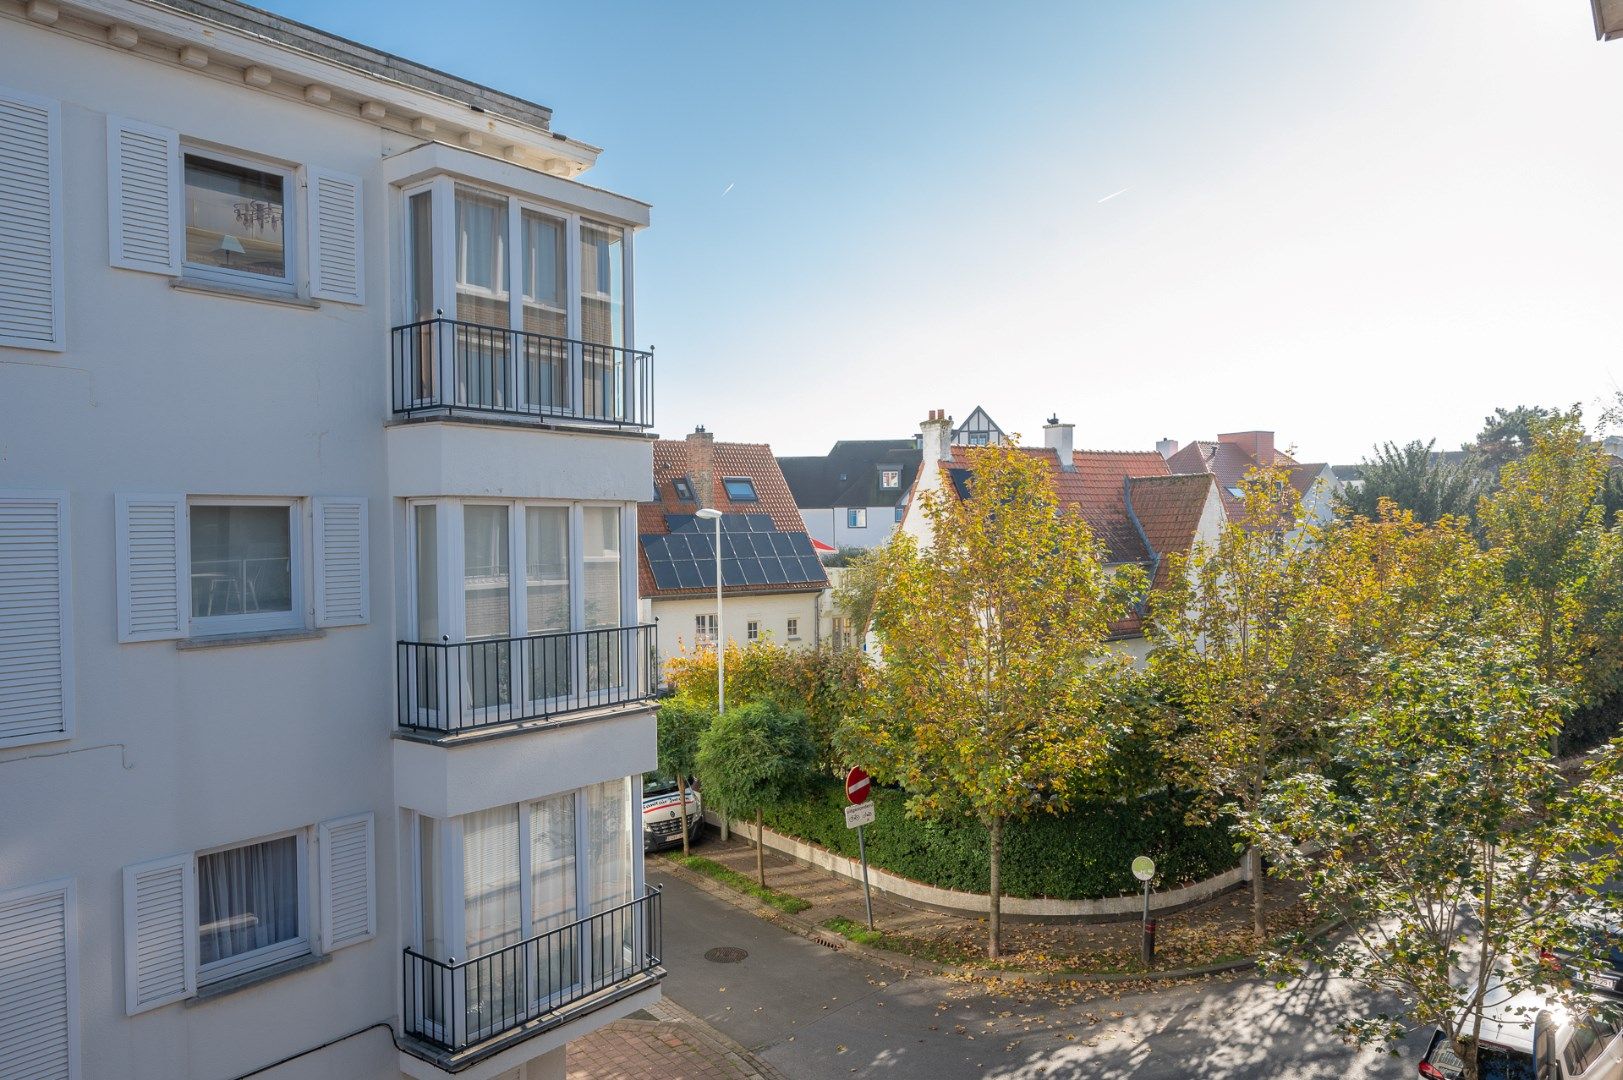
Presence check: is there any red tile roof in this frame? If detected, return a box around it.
[639,439,826,598]
[1126,473,1218,591]
[1165,440,1325,522]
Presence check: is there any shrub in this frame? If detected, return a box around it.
[762,776,1236,901]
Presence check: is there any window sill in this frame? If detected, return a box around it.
[177,627,326,651]
[188,951,326,1004]
[172,277,319,309]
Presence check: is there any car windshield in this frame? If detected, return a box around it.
[643,775,679,798]
[1477,1044,1536,1080]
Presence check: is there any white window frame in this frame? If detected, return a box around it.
[786,617,799,641]
[879,469,900,490]
[187,497,305,637]
[847,507,868,529]
[746,619,760,643]
[694,613,717,649]
[194,829,311,985]
[179,146,298,295]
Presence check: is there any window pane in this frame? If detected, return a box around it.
[184,155,286,279]
[418,816,447,959]
[723,478,757,502]
[525,507,570,633]
[462,806,521,958]
[585,779,632,914]
[455,189,508,325]
[414,506,439,640]
[464,506,510,639]
[578,223,623,347]
[198,836,300,966]
[522,211,566,337]
[190,505,292,618]
[409,191,435,322]
[582,508,620,630]
[529,794,577,932]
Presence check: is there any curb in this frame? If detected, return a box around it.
[639,996,793,1080]
[655,856,1346,987]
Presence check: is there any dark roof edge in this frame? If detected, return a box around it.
[146,0,554,132]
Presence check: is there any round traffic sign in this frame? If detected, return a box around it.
[845,767,871,805]
[1131,856,1156,882]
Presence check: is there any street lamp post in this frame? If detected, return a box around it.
[695,508,727,840]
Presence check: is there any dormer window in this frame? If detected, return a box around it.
[672,477,695,502]
[879,468,901,490]
[723,477,758,502]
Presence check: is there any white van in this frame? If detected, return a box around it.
[1418,978,1623,1080]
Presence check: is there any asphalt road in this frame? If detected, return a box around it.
[653,871,1432,1080]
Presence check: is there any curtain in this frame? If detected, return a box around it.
[197,836,299,966]
[464,506,511,711]
[530,794,578,1001]
[584,780,632,914]
[582,508,620,630]
[462,806,520,958]
[526,507,571,702]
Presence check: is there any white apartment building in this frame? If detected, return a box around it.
[0,3,663,1078]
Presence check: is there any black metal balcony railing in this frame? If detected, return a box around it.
[403,885,663,1053]
[391,318,654,428]
[396,624,657,735]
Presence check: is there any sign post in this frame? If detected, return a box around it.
[845,767,875,930]
[1132,856,1156,969]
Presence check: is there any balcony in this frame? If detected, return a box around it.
[391,318,654,429]
[397,624,657,737]
[401,885,663,1062]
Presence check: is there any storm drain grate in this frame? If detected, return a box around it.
[704,946,749,964]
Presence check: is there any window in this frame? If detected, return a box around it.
[579,221,625,348]
[1227,486,1245,499]
[183,151,291,289]
[672,477,695,502]
[695,613,717,648]
[786,617,799,640]
[895,503,906,523]
[197,833,307,981]
[189,501,300,635]
[723,477,757,502]
[880,469,901,490]
[847,508,867,529]
[746,620,760,642]
[967,431,990,447]
[1566,1016,1620,1074]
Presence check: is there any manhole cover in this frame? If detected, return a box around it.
[704,946,749,964]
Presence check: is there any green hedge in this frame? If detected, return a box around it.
[761,777,1238,901]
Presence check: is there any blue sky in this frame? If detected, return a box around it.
[264,0,1623,462]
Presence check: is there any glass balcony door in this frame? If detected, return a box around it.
[454,189,512,410]
[524,506,572,708]
[520,209,569,413]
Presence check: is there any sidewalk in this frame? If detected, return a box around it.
[566,995,790,1080]
[662,832,1314,977]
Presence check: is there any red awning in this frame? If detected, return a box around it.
[811,538,837,554]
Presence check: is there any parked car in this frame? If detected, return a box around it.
[642,774,702,851]
[1418,978,1622,1080]
[1542,912,1623,1000]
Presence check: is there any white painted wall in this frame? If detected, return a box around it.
[0,13,654,1079]
[797,505,903,551]
[643,592,822,662]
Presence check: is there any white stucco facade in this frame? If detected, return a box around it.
[797,505,905,551]
[642,592,823,663]
[0,5,661,1078]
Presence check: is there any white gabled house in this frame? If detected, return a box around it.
[0,2,664,1078]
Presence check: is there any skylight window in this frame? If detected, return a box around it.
[672,477,695,502]
[1227,486,1245,498]
[723,477,758,502]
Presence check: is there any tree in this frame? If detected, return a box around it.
[830,545,887,645]
[1247,636,1623,1080]
[841,442,1137,958]
[1337,439,1483,524]
[656,698,714,856]
[695,701,816,888]
[1148,465,1330,941]
[1478,409,1623,729]
[1471,404,1555,475]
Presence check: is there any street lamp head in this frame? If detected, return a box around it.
[694,508,723,520]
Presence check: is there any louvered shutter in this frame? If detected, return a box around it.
[314,497,368,627]
[0,880,77,1079]
[107,117,180,275]
[0,87,63,351]
[116,495,188,642]
[318,813,375,952]
[0,494,73,747]
[122,855,195,1015]
[307,168,363,304]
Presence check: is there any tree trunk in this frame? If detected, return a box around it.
[988,814,1004,960]
[756,809,766,888]
[677,772,690,857]
[1249,846,1266,942]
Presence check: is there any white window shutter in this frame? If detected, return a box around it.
[314,497,368,627]
[0,494,73,747]
[318,813,374,952]
[107,117,180,275]
[116,495,188,642]
[0,880,78,1079]
[122,854,195,1015]
[307,167,363,304]
[0,87,63,351]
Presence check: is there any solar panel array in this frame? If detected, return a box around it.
[642,513,825,591]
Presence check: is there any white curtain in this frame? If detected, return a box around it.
[530,794,578,1000]
[582,508,620,630]
[464,506,510,640]
[197,835,299,966]
[584,779,632,914]
[525,507,570,634]
[462,806,520,959]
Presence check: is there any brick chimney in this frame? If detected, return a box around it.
[687,424,717,508]
[1219,430,1275,464]
[920,408,953,465]
[1043,415,1075,470]
[1156,437,1180,459]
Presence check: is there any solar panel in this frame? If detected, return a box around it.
[770,533,796,556]
[673,562,704,590]
[649,562,683,590]
[696,561,717,589]
[642,535,671,563]
[741,559,766,586]
[796,556,826,581]
[787,534,815,557]
[646,522,830,593]
[665,514,698,533]
[761,558,788,585]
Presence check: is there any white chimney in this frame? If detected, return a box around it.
[920,408,953,464]
[1156,437,1180,459]
[1043,415,1075,470]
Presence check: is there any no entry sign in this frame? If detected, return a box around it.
[845,767,871,805]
